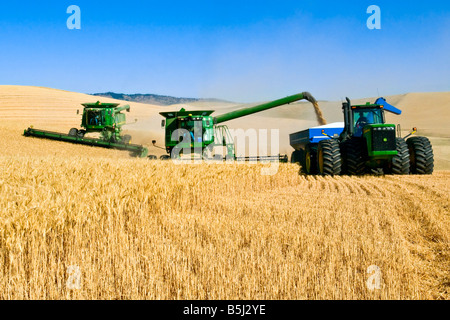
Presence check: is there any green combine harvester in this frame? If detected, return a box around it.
[157,92,318,161]
[23,101,148,157]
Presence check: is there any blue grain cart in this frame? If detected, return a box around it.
[289,122,344,173]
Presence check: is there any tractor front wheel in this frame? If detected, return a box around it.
[317,139,341,176]
[407,136,434,174]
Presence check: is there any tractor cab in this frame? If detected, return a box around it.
[351,104,385,137]
[339,97,401,168]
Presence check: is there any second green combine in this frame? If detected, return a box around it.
[24,101,148,157]
[156,92,319,161]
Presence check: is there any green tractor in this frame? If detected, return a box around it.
[290,97,434,175]
[24,101,148,157]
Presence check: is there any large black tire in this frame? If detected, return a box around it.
[68,128,78,137]
[291,149,304,166]
[341,138,366,175]
[291,150,300,163]
[390,137,410,175]
[407,136,434,174]
[303,144,318,175]
[160,155,171,160]
[77,130,85,139]
[317,139,341,176]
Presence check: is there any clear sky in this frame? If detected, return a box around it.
[0,1,448,102]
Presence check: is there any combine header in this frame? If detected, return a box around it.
[23,101,148,157]
[157,92,318,161]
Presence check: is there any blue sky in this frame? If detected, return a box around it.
[0,1,448,102]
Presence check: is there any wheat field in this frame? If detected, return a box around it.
[0,86,448,300]
[0,153,448,299]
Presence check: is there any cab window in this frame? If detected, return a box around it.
[353,108,384,137]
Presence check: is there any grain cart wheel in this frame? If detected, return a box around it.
[407,136,434,174]
[291,150,302,164]
[341,138,366,175]
[317,139,341,176]
[390,137,410,175]
[303,144,318,175]
[68,128,78,137]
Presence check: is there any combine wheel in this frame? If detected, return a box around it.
[390,137,410,175]
[122,134,132,144]
[317,139,341,176]
[160,155,171,160]
[68,128,78,137]
[341,138,366,175]
[407,136,434,174]
[77,130,85,139]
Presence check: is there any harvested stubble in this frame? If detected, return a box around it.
[0,156,448,299]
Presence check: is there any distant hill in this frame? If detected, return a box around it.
[90,92,229,106]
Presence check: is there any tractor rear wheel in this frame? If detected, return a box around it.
[390,137,410,175]
[317,139,341,176]
[341,138,366,175]
[407,136,434,174]
[68,128,78,137]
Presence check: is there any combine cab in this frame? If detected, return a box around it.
[290,97,434,175]
[24,101,148,157]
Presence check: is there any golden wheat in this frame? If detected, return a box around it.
[0,153,448,299]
